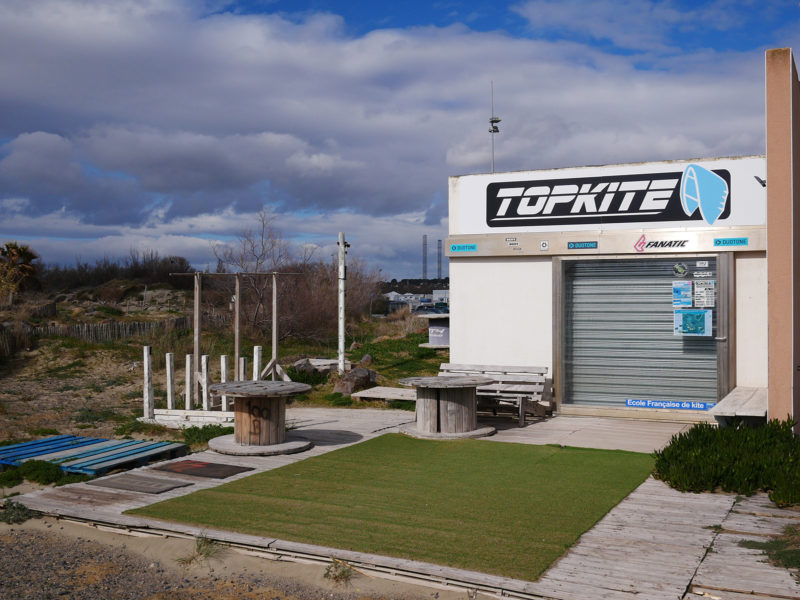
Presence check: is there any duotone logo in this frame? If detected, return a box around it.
[486,166,730,228]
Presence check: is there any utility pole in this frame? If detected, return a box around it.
[337,232,349,375]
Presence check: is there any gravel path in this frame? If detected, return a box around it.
[0,516,465,600]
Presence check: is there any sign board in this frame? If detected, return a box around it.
[626,399,716,410]
[449,156,765,235]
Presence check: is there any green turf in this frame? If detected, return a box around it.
[129,434,653,580]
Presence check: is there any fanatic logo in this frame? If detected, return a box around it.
[486,168,731,228]
[634,234,689,252]
[634,235,646,252]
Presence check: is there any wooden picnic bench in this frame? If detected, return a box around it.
[439,363,553,426]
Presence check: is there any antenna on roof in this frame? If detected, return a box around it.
[489,81,501,173]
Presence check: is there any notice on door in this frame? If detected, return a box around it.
[674,309,712,336]
[694,280,715,308]
[672,280,692,308]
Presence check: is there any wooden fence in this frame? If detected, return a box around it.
[32,316,190,343]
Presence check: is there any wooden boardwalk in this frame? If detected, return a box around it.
[13,409,800,599]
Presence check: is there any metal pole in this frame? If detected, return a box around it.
[271,272,278,381]
[338,232,347,375]
[234,273,241,381]
[192,272,201,404]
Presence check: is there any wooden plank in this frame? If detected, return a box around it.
[709,387,768,418]
[351,386,417,401]
[440,363,548,375]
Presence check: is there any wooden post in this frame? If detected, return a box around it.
[253,345,262,381]
[185,353,192,409]
[220,355,229,411]
[239,357,247,381]
[234,273,241,381]
[165,352,175,410]
[143,346,154,420]
[271,273,278,380]
[201,354,210,410]
[193,272,202,404]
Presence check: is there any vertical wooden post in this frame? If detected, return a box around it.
[253,346,262,381]
[201,354,210,410]
[184,353,192,410]
[239,357,247,381]
[165,352,175,410]
[234,273,241,381]
[143,346,154,420]
[193,272,202,404]
[220,355,229,411]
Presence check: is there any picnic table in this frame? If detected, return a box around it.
[209,380,310,446]
[399,375,495,438]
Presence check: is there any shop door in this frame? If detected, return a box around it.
[563,257,721,407]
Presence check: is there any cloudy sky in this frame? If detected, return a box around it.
[1,0,798,279]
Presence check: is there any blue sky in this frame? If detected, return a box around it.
[0,0,798,278]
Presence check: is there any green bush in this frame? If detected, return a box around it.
[653,419,800,505]
[285,366,329,386]
[182,424,233,445]
[18,460,63,485]
[0,499,38,524]
[0,468,23,488]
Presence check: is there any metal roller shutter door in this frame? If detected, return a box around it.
[564,258,718,406]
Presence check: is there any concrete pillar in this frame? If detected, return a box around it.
[766,48,800,424]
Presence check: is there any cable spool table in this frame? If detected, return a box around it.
[207,380,313,455]
[398,375,496,439]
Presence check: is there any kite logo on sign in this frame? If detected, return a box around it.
[680,164,729,225]
[485,167,731,227]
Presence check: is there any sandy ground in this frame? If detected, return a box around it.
[0,514,489,600]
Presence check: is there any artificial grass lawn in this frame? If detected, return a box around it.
[129,434,653,581]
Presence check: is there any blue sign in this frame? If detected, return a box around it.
[567,241,598,250]
[626,399,716,411]
[450,243,478,252]
[714,237,749,247]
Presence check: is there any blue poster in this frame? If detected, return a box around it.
[674,309,712,336]
[672,280,692,307]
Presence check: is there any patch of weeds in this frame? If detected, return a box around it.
[28,427,60,436]
[96,305,124,317]
[324,559,355,584]
[123,389,142,399]
[182,425,233,446]
[325,392,353,407]
[388,400,416,411]
[55,473,93,487]
[87,381,104,393]
[57,384,80,392]
[0,499,38,524]
[19,460,63,485]
[176,533,222,566]
[113,414,171,437]
[44,359,87,378]
[740,525,800,573]
[74,407,125,424]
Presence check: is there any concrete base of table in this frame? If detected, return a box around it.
[208,433,313,456]
[399,423,496,440]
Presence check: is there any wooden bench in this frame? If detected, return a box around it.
[439,363,553,426]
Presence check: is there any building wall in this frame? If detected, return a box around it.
[449,256,552,368]
[735,252,768,387]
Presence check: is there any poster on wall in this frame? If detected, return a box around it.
[674,309,712,336]
[694,280,716,308]
[672,281,692,307]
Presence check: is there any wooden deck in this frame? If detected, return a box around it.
[13,409,800,599]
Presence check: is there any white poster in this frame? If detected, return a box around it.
[694,280,716,308]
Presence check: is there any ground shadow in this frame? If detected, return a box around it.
[293,429,363,446]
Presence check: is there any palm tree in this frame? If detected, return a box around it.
[0,242,39,305]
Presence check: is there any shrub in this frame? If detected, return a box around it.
[0,468,23,488]
[285,366,329,386]
[653,419,800,505]
[18,460,63,485]
[182,424,233,445]
[0,499,38,524]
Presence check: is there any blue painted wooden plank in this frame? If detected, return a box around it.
[0,437,106,464]
[63,441,170,469]
[58,441,153,467]
[38,440,142,463]
[65,442,188,475]
[0,435,74,452]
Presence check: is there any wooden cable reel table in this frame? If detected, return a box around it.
[399,375,496,439]
[209,380,310,446]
